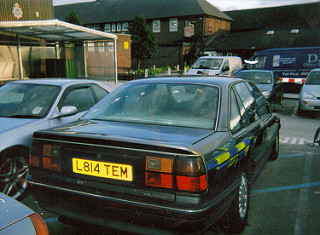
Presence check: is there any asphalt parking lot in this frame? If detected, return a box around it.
[20,95,320,235]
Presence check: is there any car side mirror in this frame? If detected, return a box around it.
[59,106,78,117]
[269,103,283,113]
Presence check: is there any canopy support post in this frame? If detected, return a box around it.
[17,35,23,79]
[114,38,118,84]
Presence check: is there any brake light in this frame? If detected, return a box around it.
[145,156,207,193]
[145,172,173,188]
[29,143,61,171]
[176,175,207,192]
[176,157,207,193]
[42,156,61,171]
[29,213,49,235]
[29,155,40,167]
[42,144,61,171]
[145,156,173,189]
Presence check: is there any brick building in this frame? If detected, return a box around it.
[204,2,320,60]
[54,0,233,68]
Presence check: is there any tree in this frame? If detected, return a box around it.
[65,10,82,26]
[129,14,158,68]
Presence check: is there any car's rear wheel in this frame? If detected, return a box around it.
[0,156,29,200]
[220,173,249,233]
[270,131,279,161]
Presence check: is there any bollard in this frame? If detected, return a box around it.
[177,65,179,71]
[168,67,171,75]
[184,67,187,75]
[145,69,148,78]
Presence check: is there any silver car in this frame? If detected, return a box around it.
[0,192,48,234]
[298,69,320,115]
[0,79,111,199]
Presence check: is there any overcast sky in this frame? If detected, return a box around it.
[52,0,320,10]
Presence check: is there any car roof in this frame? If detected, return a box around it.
[9,78,102,86]
[197,56,239,59]
[127,76,241,87]
[239,70,272,73]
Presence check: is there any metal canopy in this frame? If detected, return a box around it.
[0,19,117,42]
[0,20,118,83]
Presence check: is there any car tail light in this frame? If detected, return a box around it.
[29,155,40,167]
[42,144,61,171]
[145,172,173,188]
[29,143,61,171]
[145,156,207,193]
[176,157,207,193]
[29,213,49,235]
[145,156,173,189]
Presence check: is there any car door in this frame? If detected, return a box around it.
[49,84,98,127]
[232,82,270,168]
[245,81,278,153]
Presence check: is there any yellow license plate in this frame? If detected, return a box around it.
[72,158,133,181]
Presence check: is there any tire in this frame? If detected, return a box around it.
[221,173,249,233]
[270,131,279,161]
[0,156,29,200]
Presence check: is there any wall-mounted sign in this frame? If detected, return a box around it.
[12,3,23,19]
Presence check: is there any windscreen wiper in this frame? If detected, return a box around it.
[6,115,41,119]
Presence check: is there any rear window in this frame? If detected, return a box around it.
[84,83,220,129]
[191,58,223,70]
[238,71,272,84]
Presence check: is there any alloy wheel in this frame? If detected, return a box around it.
[0,157,29,199]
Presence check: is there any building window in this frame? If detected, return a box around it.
[104,24,111,32]
[170,18,178,32]
[153,20,160,32]
[117,23,122,32]
[112,23,116,32]
[122,22,129,31]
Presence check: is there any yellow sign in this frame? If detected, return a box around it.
[124,42,129,50]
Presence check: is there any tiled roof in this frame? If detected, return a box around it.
[54,0,233,24]
[205,2,320,51]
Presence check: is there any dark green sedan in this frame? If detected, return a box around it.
[28,76,281,234]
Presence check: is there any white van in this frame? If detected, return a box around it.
[188,56,242,76]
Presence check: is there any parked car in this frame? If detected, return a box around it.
[28,77,281,234]
[0,192,48,234]
[298,68,320,115]
[0,78,111,199]
[187,56,242,76]
[237,70,283,103]
[235,47,320,92]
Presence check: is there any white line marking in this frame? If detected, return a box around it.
[280,137,290,144]
[280,137,313,145]
[294,154,313,235]
[291,137,298,144]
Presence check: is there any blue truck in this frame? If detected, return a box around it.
[239,47,320,91]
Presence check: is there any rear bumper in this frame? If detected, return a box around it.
[29,181,234,234]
